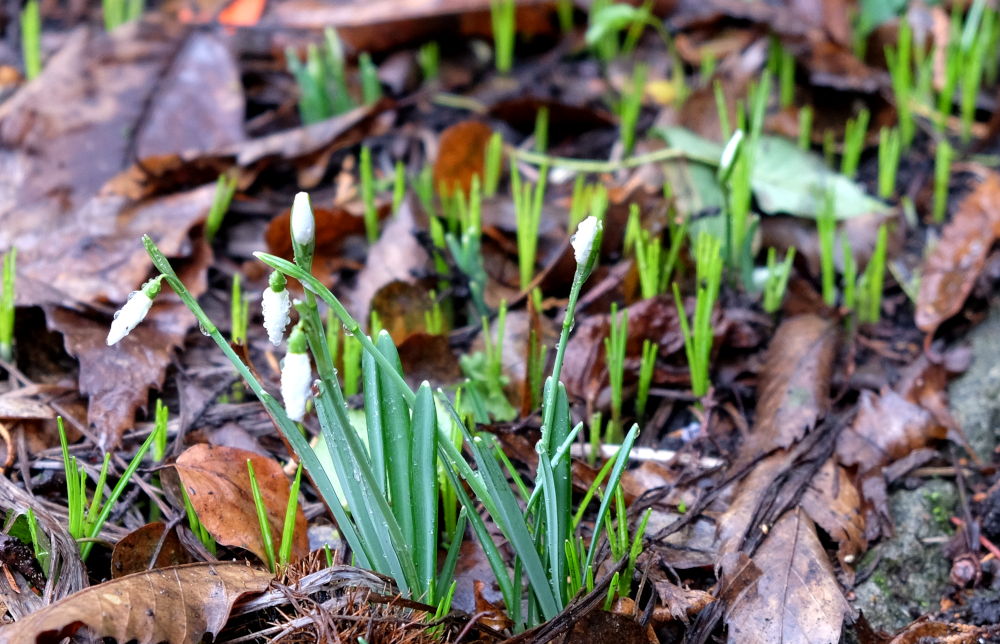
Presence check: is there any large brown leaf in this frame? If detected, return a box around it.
[174,445,309,565]
[916,172,1000,334]
[0,562,271,644]
[724,508,850,644]
[747,314,837,456]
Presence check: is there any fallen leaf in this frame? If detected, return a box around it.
[800,459,866,573]
[915,172,1000,334]
[0,562,271,644]
[174,444,309,566]
[652,578,715,623]
[397,333,462,387]
[433,120,494,198]
[370,281,435,345]
[747,314,837,456]
[111,522,192,578]
[723,509,850,644]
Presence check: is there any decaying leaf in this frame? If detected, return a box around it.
[800,459,866,573]
[111,522,192,578]
[174,445,309,566]
[0,562,272,644]
[915,172,1000,334]
[433,120,494,197]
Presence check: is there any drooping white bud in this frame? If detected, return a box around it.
[571,216,602,266]
[106,277,162,346]
[718,129,745,182]
[280,327,312,421]
[261,271,290,345]
[290,192,315,246]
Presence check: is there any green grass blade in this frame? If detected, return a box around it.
[412,382,439,601]
[376,333,415,548]
[582,423,639,573]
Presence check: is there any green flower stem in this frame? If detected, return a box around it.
[253,251,415,408]
[511,145,701,174]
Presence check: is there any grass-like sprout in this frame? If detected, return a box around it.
[285,29,355,124]
[182,485,216,555]
[672,233,723,398]
[619,63,647,156]
[817,193,837,307]
[933,139,953,223]
[204,173,238,243]
[823,129,836,166]
[858,224,888,324]
[424,290,445,335]
[534,106,550,153]
[58,417,158,560]
[525,295,546,411]
[768,39,795,108]
[936,39,961,132]
[714,79,731,139]
[877,126,901,199]
[512,161,548,289]
[484,131,503,198]
[21,1,41,80]
[840,108,870,178]
[247,460,304,572]
[570,180,608,234]
[700,51,717,83]
[491,0,516,73]
[605,488,652,605]
[279,464,303,567]
[635,339,657,419]
[634,222,685,299]
[0,248,14,362]
[959,10,993,143]
[557,0,574,31]
[885,20,914,148]
[230,274,249,345]
[413,164,436,217]
[246,460,277,572]
[797,105,813,150]
[103,0,143,31]
[604,303,627,442]
[360,146,378,243]
[841,237,857,312]
[359,53,383,104]
[762,247,796,313]
[417,42,439,82]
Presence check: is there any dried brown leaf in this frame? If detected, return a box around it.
[111,522,192,579]
[432,120,493,198]
[800,459,866,573]
[0,562,271,644]
[916,172,1000,334]
[174,445,309,566]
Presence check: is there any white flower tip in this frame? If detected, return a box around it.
[262,287,291,346]
[572,216,602,266]
[281,351,313,422]
[291,192,315,246]
[719,129,745,173]
[106,291,153,345]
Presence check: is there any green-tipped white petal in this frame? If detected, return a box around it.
[291,192,315,246]
[106,278,161,346]
[571,215,602,266]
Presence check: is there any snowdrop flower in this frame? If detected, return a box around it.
[261,271,290,346]
[281,326,312,422]
[571,216,602,267]
[718,129,745,183]
[290,192,315,246]
[106,277,162,346]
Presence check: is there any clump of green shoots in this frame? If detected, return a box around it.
[857,224,888,324]
[933,139,953,223]
[359,53,382,104]
[491,0,516,73]
[634,222,685,299]
[512,162,548,289]
[604,304,628,442]
[21,0,41,80]
[0,249,14,362]
[570,179,607,234]
[817,193,837,307]
[635,339,657,419]
[885,19,914,148]
[762,247,796,314]
[673,233,723,398]
[602,489,652,609]
[247,460,303,572]
[840,108,870,178]
[619,63,647,155]
[361,146,378,243]
[878,127,902,199]
[204,173,238,243]
[286,28,354,124]
[417,42,439,83]
[767,38,795,109]
[483,132,504,198]
[103,0,144,31]
[957,2,996,142]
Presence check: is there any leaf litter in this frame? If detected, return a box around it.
[0,0,1000,642]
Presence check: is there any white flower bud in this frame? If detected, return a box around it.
[280,351,312,422]
[718,129,744,181]
[290,192,315,246]
[106,278,161,346]
[261,287,290,345]
[571,216,602,266]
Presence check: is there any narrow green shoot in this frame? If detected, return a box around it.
[877,127,901,199]
[700,50,717,83]
[823,129,836,167]
[361,146,378,243]
[798,105,813,150]
[604,303,627,443]
[417,42,439,82]
[182,485,216,555]
[230,274,249,345]
[152,398,168,463]
[557,0,574,32]
[885,20,914,147]
[635,339,657,419]
[0,248,14,362]
[817,193,837,307]
[424,291,445,335]
[391,160,406,215]
[277,464,303,567]
[959,10,992,144]
[620,63,647,156]
[204,173,238,243]
[286,28,354,124]
[937,38,961,132]
[21,1,41,80]
[714,80,731,140]
[840,108,870,178]
[359,53,382,104]
[247,460,277,572]
[413,164,436,218]
[512,161,548,289]
[762,247,795,314]
[858,224,888,324]
[841,238,857,312]
[534,106,550,154]
[25,509,49,573]
[672,233,723,398]
[491,0,516,73]
[933,139,953,223]
[570,180,607,234]
[484,132,503,198]
[103,0,144,31]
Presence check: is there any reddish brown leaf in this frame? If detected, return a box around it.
[397,333,462,387]
[111,522,192,578]
[916,172,1000,334]
[800,459,866,573]
[370,281,435,345]
[723,509,850,644]
[174,445,309,566]
[433,120,494,198]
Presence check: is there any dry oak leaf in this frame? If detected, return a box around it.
[174,444,309,566]
[916,172,1000,334]
[0,562,271,644]
[433,120,493,198]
